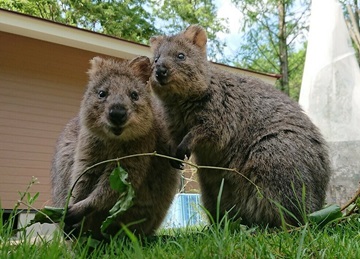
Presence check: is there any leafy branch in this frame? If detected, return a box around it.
[22,152,262,234]
[13,152,360,238]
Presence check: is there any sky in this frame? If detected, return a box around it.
[215,0,243,58]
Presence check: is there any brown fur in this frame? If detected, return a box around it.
[149,25,331,227]
[51,56,180,239]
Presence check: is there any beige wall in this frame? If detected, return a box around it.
[0,32,108,209]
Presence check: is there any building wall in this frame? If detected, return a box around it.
[0,32,107,209]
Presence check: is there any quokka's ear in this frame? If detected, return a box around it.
[149,36,164,52]
[183,25,207,52]
[87,56,105,79]
[129,56,152,84]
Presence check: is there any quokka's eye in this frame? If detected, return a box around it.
[154,56,159,63]
[177,53,185,60]
[130,91,139,101]
[98,90,107,99]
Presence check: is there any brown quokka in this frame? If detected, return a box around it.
[51,56,179,239]
[149,25,331,227]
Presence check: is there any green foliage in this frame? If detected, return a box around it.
[0,0,227,49]
[234,42,306,100]
[340,0,360,64]
[308,204,343,226]
[0,0,64,21]
[101,165,135,234]
[288,45,306,100]
[31,206,65,224]
[0,0,159,44]
[24,164,135,239]
[231,0,310,100]
[109,165,131,193]
[62,0,159,44]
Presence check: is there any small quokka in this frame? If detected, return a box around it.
[51,56,179,239]
[149,25,331,227]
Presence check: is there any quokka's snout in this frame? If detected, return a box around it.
[108,104,128,127]
[155,64,170,84]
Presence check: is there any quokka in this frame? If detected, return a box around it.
[51,56,179,239]
[149,25,331,227]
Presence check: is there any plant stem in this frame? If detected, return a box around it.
[341,186,360,212]
[69,152,262,202]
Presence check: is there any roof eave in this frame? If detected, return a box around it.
[0,8,151,59]
[0,8,279,85]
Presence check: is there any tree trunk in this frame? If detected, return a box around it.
[354,0,360,63]
[278,0,289,95]
[354,0,360,31]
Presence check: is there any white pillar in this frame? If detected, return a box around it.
[299,0,360,206]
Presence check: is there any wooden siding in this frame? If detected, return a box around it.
[0,32,111,209]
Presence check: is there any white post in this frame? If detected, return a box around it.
[299,0,360,206]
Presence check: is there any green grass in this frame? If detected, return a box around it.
[1,212,359,259]
[1,176,359,258]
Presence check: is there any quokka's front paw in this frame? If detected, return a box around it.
[170,143,191,170]
[170,159,185,170]
[65,204,85,226]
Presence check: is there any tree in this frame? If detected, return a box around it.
[231,0,310,99]
[0,0,64,22]
[150,0,229,61]
[0,0,160,44]
[62,0,160,44]
[1,0,228,52]
[341,0,360,63]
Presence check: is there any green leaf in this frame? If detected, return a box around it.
[109,166,129,193]
[356,197,360,209]
[28,165,135,236]
[101,166,135,234]
[308,204,343,226]
[29,192,40,205]
[30,206,65,224]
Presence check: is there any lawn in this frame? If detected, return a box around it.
[1,209,359,259]
[1,170,359,258]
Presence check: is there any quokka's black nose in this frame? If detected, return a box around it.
[155,65,169,82]
[109,106,127,126]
